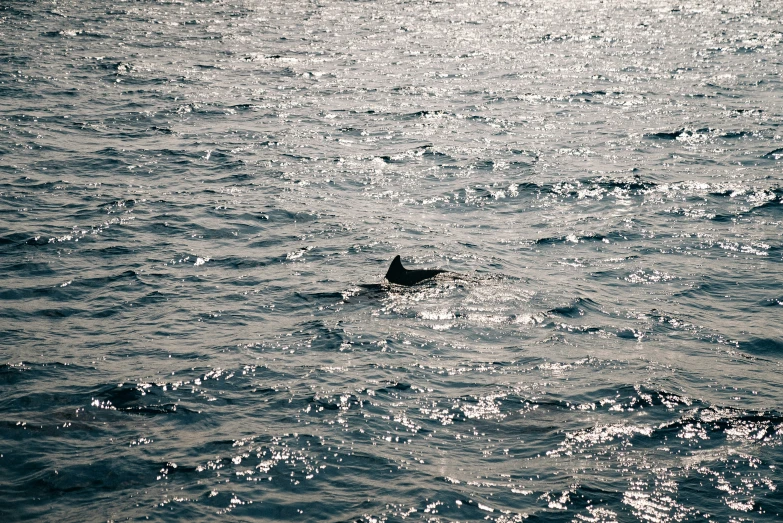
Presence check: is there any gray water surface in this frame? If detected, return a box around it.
[2,1,782,521]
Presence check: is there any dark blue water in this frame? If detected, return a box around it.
[2,1,783,521]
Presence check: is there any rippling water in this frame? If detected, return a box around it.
[2,1,783,521]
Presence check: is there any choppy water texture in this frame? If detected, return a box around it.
[2,1,783,521]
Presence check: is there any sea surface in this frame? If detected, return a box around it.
[2,1,783,521]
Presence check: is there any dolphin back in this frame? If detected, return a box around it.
[385,255,446,286]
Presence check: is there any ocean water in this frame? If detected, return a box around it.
[1,0,782,521]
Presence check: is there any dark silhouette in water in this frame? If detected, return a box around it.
[385,255,446,286]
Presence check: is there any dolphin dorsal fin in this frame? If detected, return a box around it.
[386,255,405,281]
[385,255,447,286]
